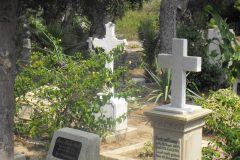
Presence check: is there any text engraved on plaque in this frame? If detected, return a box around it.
[155,136,180,160]
[53,137,82,160]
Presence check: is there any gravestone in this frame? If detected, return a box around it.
[155,38,202,114]
[47,128,100,160]
[208,28,240,95]
[87,22,128,131]
[145,38,212,160]
[208,28,223,64]
[208,28,234,64]
[91,22,127,73]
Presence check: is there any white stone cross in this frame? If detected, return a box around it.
[89,22,127,72]
[87,23,129,131]
[155,38,202,114]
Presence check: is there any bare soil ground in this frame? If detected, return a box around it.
[101,102,156,152]
[14,102,157,159]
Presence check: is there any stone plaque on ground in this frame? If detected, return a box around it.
[47,128,100,160]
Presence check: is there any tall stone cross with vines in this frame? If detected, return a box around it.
[88,22,127,95]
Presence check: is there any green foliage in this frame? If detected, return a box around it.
[18,0,146,24]
[196,89,240,159]
[234,0,240,11]
[145,68,171,104]
[202,146,221,160]
[206,6,240,84]
[27,15,89,56]
[116,0,159,40]
[14,21,137,139]
[177,10,225,92]
[15,50,125,138]
[138,18,158,71]
[145,67,201,104]
[139,141,153,158]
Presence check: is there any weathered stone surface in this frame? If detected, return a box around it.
[146,37,212,160]
[145,109,212,160]
[88,22,129,131]
[47,128,100,160]
[89,22,127,72]
[14,153,26,160]
[157,38,201,114]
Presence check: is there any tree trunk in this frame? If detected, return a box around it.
[89,10,107,38]
[0,0,17,159]
[156,0,178,54]
[62,1,74,29]
[155,0,189,54]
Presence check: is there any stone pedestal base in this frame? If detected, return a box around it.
[95,97,128,131]
[145,109,211,160]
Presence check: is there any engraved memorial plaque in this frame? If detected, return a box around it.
[155,136,180,160]
[52,137,82,160]
[47,128,100,160]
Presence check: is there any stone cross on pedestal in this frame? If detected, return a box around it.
[87,22,129,132]
[155,38,202,114]
[89,22,127,72]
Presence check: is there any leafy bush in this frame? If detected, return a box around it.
[206,5,240,84]
[177,10,225,92]
[202,146,222,160]
[145,67,201,104]
[14,20,138,139]
[15,48,129,138]
[138,18,158,72]
[139,141,153,158]
[116,0,159,40]
[196,89,240,159]
[145,67,171,104]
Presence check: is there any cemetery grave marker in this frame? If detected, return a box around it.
[155,38,202,114]
[47,128,100,160]
[87,22,128,131]
[208,28,223,64]
[91,22,127,73]
[208,28,235,64]
[145,38,212,160]
[208,28,240,95]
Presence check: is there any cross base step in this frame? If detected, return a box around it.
[154,104,202,114]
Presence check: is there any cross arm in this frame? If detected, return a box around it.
[182,56,202,72]
[92,38,107,49]
[158,54,173,69]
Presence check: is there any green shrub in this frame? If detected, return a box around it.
[177,10,225,92]
[116,0,159,40]
[138,18,158,71]
[202,146,221,160]
[14,20,138,139]
[196,89,240,159]
[15,48,129,138]
[145,67,171,104]
[139,141,153,158]
[206,5,240,84]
